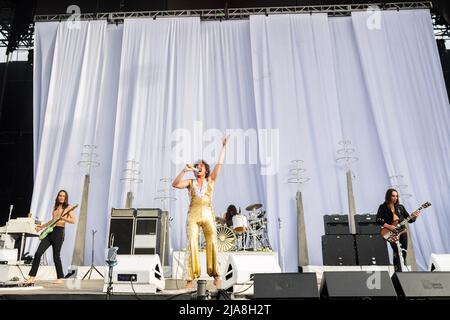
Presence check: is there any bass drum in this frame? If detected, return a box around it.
[200,225,236,252]
[216,225,237,252]
[232,214,248,233]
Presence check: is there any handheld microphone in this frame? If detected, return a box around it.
[187,164,200,173]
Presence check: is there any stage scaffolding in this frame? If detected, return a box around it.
[2,2,447,50]
[34,2,432,23]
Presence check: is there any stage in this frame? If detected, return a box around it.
[2,264,450,301]
[0,279,220,300]
[0,264,410,301]
[1,1,450,308]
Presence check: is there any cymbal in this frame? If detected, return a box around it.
[246,203,262,211]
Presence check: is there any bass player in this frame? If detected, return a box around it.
[24,190,76,285]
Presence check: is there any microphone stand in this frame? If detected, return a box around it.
[82,230,104,279]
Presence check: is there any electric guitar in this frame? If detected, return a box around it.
[38,204,78,240]
[380,202,431,243]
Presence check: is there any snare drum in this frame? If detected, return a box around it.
[232,214,248,233]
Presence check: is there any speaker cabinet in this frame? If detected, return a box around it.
[253,273,319,299]
[109,209,136,255]
[322,235,357,266]
[392,272,450,300]
[109,208,169,263]
[221,253,281,290]
[355,234,389,265]
[323,215,349,235]
[103,254,165,294]
[355,214,380,234]
[320,271,397,300]
[134,208,162,255]
[429,254,450,271]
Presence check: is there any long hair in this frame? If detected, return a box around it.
[194,160,210,178]
[54,190,69,211]
[225,205,238,221]
[384,188,399,205]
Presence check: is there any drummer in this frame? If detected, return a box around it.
[223,204,238,228]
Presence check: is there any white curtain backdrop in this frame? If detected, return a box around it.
[32,9,450,272]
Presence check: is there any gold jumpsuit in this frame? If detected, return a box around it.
[185,178,219,281]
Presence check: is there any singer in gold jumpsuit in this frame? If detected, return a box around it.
[172,136,228,289]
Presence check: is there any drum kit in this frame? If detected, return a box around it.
[201,203,272,252]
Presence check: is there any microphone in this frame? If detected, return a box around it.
[197,280,208,300]
[109,234,115,248]
[187,164,200,173]
[8,205,13,221]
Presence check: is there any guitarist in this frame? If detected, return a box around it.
[24,190,76,285]
[376,188,420,272]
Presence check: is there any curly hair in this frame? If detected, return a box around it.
[225,205,238,221]
[194,160,210,178]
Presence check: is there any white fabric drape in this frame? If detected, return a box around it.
[107,17,202,255]
[33,22,58,176]
[32,9,450,271]
[30,21,120,267]
[351,10,450,267]
[200,20,266,242]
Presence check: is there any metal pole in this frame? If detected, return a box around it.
[160,211,170,266]
[91,230,95,266]
[0,53,11,124]
[125,191,134,208]
[296,191,309,271]
[406,225,418,271]
[346,170,357,234]
[71,174,90,266]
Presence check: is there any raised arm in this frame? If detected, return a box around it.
[172,165,194,189]
[210,136,229,182]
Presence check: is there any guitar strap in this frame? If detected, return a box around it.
[59,206,72,218]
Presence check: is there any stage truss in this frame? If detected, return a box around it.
[3,2,448,50]
[34,2,432,23]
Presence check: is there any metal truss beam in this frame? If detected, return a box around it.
[34,2,432,23]
[1,2,442,49]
